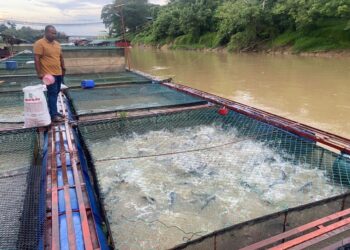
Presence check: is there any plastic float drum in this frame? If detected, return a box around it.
[5,61,17,70]
[81,80,95,89]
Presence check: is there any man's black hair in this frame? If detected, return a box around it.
[45,25,55,32]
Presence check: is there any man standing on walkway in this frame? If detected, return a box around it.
[34,25,66,122]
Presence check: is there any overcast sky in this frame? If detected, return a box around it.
[0,0,168,36]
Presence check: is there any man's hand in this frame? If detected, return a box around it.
[62,68,66,76]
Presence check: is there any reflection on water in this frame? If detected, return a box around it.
[90,125,344,249]
[130,47,350,138]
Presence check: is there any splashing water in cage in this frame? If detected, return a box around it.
[79,107,350,249]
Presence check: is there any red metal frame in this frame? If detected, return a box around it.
[161,81,350,155]
[241,208,350,249]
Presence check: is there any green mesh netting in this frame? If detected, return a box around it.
[78,107,350,249]
[0,62,34,70]
[0,68,36,76]
[0,53,35,70]
[0,92,24,123]
[67,83,206,116]
[64,72,151,88]
[0,76,41,92]
[0,129,45,250]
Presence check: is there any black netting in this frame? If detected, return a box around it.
[0,92,24,123]
[67,83,206,116]
[64,71,151,88]
[0,68,36,76]
[0,76,41,92]
[0,53,34,66]
[78,107,350,249]
[0,54,35,73]
[0,63,34,70]
[0,129,46,250]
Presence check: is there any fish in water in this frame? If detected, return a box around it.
[201,195,216,210]
[187,169,203,178]
[240,180,253,189]
[264,156,277,164]
[168,191,176,208]
[269,170,288,188]
[269,179,285,188]
[281,170,287,180]
[298,182,313,193]
[142,195,156,204]
[186,164,208,178]
[191,191,216,210]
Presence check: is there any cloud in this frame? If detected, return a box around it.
[0,0,110,22]
[0,0,168,35]
[44,0,112,12]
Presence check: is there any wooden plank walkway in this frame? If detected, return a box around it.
[45,93,100,250]
[241,208,350,250]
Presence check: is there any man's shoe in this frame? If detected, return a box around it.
[52,116,64,123]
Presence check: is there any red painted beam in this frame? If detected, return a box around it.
[65,121,94,250]
[270,217,350,249]
[240,208,350,250]
[162,82,350,155]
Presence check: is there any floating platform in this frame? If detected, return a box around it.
[1,48,350,249]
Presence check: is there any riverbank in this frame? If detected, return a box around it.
[133,43,350,58]
[132,19,350,57]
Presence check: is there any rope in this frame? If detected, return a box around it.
[95,130,277,163]
[121,216,207,242]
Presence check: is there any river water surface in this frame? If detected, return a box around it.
[130,47,350,138]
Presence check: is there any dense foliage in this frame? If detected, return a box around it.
[0,23,67,44]
[102,0,350,52]
[101,0,152,36]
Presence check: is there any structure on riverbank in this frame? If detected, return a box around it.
[1,47,350,249]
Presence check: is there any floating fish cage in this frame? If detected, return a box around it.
[0,91,25,123]
[1,50,350,249]
[66,83,206,118]
[0,129,46,250]
[0,53,35,70]
[0,75,40,92]
[0,68,36,76]
[76,103,350,249]
[64,72,151,88]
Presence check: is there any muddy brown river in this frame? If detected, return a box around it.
[130,47,350,138]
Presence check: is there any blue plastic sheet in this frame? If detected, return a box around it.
[73,128,110,250]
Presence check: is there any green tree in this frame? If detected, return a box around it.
[107,0,350,51]
[216,0,274,50]
[0,24,66,43]
[152,6,183,40]
[178,0,220,37]
[272,0,350,30]
[101,0,151,36]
